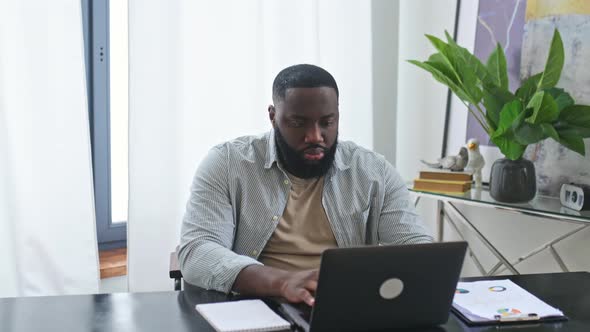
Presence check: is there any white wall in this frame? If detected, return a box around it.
[318,0,374,149]
[396,0,590,276]
[396,0,457,244]
[396,0,457,181]
[371,0,399,164]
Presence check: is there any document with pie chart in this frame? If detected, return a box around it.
[452,279,566,325]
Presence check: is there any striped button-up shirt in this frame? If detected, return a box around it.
[179,130,433,293]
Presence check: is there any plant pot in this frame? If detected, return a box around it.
[489,158,536,203]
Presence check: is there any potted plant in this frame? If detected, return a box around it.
[409,29,590,203]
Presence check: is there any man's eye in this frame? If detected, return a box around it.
[289,120,304,127]
[322,120,335,127]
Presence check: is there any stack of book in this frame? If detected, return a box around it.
[413,169,473,194]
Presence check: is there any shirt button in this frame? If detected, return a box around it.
[251,250,257,256]
[283,180,289,185]
[272,215,279,221]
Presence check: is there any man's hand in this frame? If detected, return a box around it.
[278,269,318,306]
[233,265,319,306]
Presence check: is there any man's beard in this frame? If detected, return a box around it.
[274,128,337,179]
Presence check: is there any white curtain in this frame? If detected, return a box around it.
[128,0,378,291]
[0,1,99,297]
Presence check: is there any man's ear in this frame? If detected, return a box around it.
[268,105,276,126]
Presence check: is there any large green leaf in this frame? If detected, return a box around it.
[558,125,590,138]
[429,34,466,81]
[492,100,525,139]
[408,60,475,104]
[559,105,590,127]
[424,35,462,81]
[490,101,531,159]
[411,33,485,104]
[555,116,589,154]
[516,73,542,105]
[490,101,530,160]
[484,109,499,131]
[441,43,483,103]
[541,123,560,141]
[538,29,565,90]
[482,85,517,130]
[426,53,461,84]
[525,91,559,124]
[545,88,574,112]
[425,34,449,53]
[556,130,586,156]
[514,123,545,145]
[486,43,509,89]
[444,31,493,94]
[490,136,527,160]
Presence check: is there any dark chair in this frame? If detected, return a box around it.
[169,246,183,291]
[169,247,208,292]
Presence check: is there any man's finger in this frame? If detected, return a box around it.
[299,289,315,306]
[304,279,318,292]
[308,269,320,280]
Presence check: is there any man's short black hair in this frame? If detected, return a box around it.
[272,64,339,103]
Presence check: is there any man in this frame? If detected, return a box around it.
[179,64,432,306]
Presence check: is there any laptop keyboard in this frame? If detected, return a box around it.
[277,302,312,331]
[290,302,312,322]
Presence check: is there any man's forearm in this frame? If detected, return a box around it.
[233,265,319,306]
[232,265,289,297]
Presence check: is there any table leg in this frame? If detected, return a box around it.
[445,202,519,275]
[413,195,421,207]
[494,224,589,274]
[442,210,489,275]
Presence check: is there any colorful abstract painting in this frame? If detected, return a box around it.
[466,0,527,145]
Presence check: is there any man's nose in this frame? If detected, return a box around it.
[304,124,324,144]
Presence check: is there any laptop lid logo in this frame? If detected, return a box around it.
[379,278,404,300]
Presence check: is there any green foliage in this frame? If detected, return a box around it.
[515,73,542,105]
[482,84,517,130]
[526,91,559,124]
[487,43,509,90]
[538,30,565,90]
[409,29,589,160]
[546,88,574,112]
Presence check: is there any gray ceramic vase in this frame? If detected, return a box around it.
[489,158,537,203]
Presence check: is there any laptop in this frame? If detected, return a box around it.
[277,241,468,332]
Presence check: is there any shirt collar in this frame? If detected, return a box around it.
[264,129,349,171]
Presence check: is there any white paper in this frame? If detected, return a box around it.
[196,299,290,332]
[452,279,564,322]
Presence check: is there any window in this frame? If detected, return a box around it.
[81,0,128,250]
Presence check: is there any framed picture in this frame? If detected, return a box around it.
[443,0,590,195]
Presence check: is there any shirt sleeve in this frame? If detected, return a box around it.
[378,159,434,244]
[178,145,262,293]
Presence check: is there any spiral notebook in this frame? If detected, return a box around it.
[196,299,291,332]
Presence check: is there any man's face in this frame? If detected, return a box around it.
[269,87,339,178]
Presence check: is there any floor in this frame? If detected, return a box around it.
[99,275,128,293]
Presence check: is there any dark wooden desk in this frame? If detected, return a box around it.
[1,272,588,331]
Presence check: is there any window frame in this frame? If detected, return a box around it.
[81,0,127,250]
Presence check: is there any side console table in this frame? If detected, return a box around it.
[410,186,590,276]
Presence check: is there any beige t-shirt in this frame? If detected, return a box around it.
[258,174,338,270]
